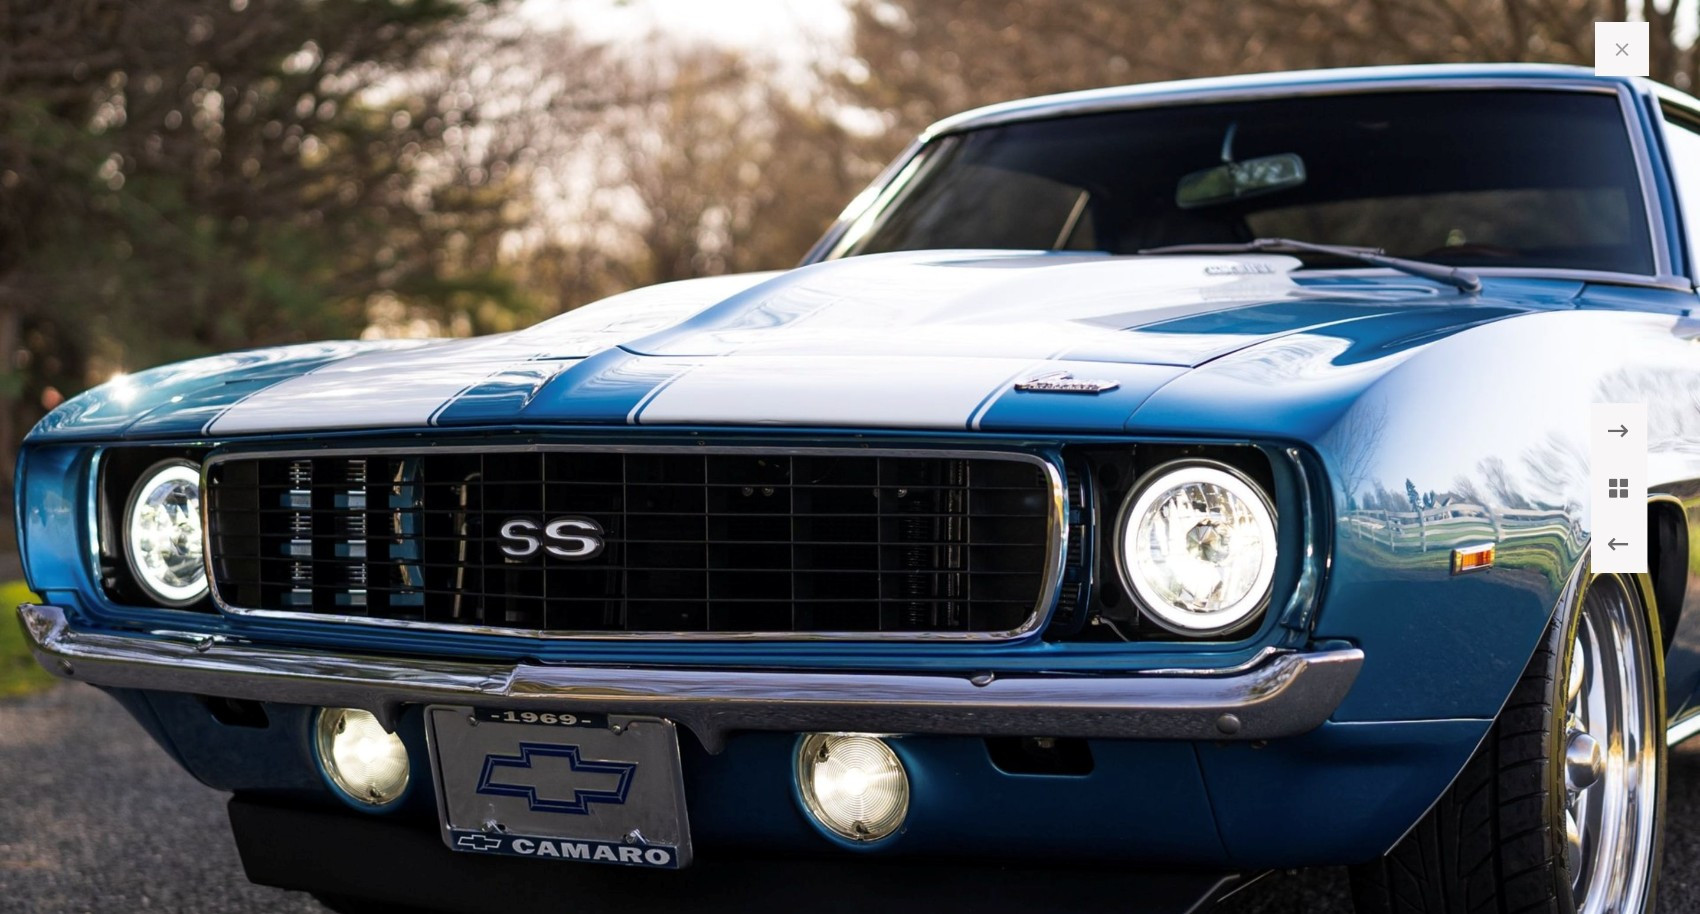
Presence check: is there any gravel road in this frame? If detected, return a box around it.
[3,683,1698,914]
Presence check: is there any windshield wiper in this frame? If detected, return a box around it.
[1138,237,1482,293]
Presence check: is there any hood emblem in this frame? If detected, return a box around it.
[1203,262,1276,276]
[1014,371,1120,395]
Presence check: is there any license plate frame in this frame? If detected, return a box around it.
[425,706,692,869]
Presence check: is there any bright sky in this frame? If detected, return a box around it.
[517,0,851,51]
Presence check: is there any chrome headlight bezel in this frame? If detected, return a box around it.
[1113,459,1279,637]
[121,458,209,607]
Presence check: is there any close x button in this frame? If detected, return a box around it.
[1595,21,1650,77]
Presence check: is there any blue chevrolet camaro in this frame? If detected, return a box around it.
[16,64,1700,914]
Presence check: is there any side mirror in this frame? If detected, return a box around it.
[1176,153,1307,210]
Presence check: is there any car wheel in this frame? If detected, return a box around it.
[1350,572,1665,914]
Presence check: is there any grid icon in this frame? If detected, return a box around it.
[1608,478,1629,499]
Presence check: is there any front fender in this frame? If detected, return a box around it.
[1309,307,1695,721]
[1132,302,1700,723]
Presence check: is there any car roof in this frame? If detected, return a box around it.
[923,63,1685,139]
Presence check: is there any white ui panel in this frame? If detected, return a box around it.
[1595,21,1650,77]
[1591,402,1647,574]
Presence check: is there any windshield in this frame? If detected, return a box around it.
[827,90,1656,275]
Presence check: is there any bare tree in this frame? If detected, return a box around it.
[835,0,1689,165]
[514,40,875,311]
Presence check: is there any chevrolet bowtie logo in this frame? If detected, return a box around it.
[456,833,503,852]
[476,743,637,815]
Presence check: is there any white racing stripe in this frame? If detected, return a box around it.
[207,340,514,434]
[628,253,1302,360]
[207,273,775,434]
[633,355,1050,429]
[630,254,1304,428]
[207,253,1308,434]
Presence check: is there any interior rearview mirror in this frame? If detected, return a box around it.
[1176,153,1307,209]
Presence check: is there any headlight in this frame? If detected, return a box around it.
[1116,461,1277,635]
[124,460,207,606]
[796,733,909,843]
[315,707,411,808]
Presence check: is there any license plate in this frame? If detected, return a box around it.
[425,706,692,869]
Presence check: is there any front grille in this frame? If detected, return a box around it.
[204,447,1061,638]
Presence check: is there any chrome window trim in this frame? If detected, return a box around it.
[1651,96,1700,285]
[802,138,925,264]
[1611,82,1677,280]
[927,76,1633,137]
[1647,79,1700,116]
[814,77,1675,282]
[198,443,1069,643]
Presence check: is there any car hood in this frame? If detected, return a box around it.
[34,250,1550,440]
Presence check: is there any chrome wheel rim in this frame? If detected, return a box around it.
[1566,575,1658,914]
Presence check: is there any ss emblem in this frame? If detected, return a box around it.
[498,516,606,561]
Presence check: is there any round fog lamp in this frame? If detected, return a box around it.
[315,707,410,808]
[124,460,207,606]
[796,733,909,843]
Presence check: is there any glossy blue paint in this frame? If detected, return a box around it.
[20,65,1700,873]
[15,435,1310,673]
[971,363,1181,432]
[18,276,1700,698]
[1196,718,1493,866]
[29,341,421,442]
[508,348,696,425]
[103,682,1487,868]
[109,688,437,812]
[1128,297,1700,720]
[427,358,580,425]
[16,443,95,600]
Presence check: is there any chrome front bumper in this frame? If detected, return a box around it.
[18,603,1362,752]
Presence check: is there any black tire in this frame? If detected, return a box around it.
[1349,573,1665,914]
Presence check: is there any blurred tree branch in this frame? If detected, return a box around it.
[832,0,1689,153]
[0,0,623,490]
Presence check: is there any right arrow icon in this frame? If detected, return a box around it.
[1609,425,1629,437]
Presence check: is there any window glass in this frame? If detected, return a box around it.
[837,90,1655,275]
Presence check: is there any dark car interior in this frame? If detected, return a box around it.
[842,90,1657,276]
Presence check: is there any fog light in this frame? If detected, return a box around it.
[315,708,410,808]
[796,733,909,843]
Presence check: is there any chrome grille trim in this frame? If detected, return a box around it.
[200,444,1067,641]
